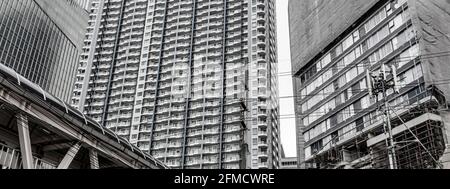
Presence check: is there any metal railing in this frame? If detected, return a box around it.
[0,144,21,169]
[1,144,57,169]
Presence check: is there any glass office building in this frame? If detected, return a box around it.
[290,0,450,169]
[71,0,280,169]
[0,0,88,103]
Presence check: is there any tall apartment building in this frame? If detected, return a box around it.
[0,0,88,103]
[289,0,450,169]
[71,0,280,169]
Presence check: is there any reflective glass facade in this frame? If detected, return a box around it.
[0,0,80,102]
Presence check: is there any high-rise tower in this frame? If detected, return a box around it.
[71,0,280,169]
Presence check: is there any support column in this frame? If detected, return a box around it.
[89,149,99,169]
[17,113,34,169]
[57,142,82,169]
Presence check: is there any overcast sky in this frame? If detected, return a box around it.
[276,0,296,158]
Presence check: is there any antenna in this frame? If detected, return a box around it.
[367,68,398,169]
[366,70,373,97]
[381,64,387,80]
[391,65,400,94]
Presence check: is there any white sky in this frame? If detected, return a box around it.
[276,0,296,158]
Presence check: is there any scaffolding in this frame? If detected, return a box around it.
[303,88,447,169]
[370,120,445,169]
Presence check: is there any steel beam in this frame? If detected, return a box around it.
[57,142,82,169]
[0,78,141,169]
[42,142,72,152]
[16,113,34,169]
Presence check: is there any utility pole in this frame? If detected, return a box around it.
[366,65,400,169]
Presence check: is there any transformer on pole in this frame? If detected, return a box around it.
[366,64,400,169]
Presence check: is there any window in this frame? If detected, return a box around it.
[322,53,332,68]
[343,122,356,139]
[303,117,309,127]
[355,45,362,58]
[304,131,310,142]
[311,140,323,154]
[343,36,354,51]
[395,0,408,8]
[361,95,370,109]
[353,31,360,42]
[338,75,347,88]
[323,69,333,83]
[316,61,322,72]
[337,111,344,124]
[367,25,390,49]
[335,44,343,57]
[324,84,334,98]
[346,67,358,84]
[391,13,404,32]
[305,146,312,159]
[343,51,356,66]
[365,8,387,32]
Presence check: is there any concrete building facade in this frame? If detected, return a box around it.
[289,0,450,169]
[71,0,280,169]
[0,0,88,103]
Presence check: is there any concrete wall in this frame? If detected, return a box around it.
[34,0,89,52]
[289,0,380,76]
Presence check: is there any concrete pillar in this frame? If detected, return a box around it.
[89,149,99,169]
[57,143,82,169]
[16,113,34,169]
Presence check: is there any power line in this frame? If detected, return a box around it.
[229,79,449,100]
[114,79,448,101]
[276,51,450,77]
[297,107,448,168]
[296,64,447,169]
[86,81,448,121]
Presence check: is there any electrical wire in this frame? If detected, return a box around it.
[296,85,447,169]
[276,51,450,77]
